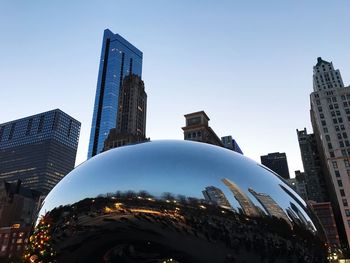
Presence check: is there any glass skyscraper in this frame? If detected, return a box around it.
[0,109,81,194]
[88,29,143,158]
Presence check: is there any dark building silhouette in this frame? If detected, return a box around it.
[104,74,147,150]
[221,135,243,154]
[0,180,41,227]
[182,111,223,147]
[296,128,328,202]
[0,109,80,194]
[88,29,143,158]
[309,201,340,247]
[260,152,290,179]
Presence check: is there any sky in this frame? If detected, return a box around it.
[1,1,350,177]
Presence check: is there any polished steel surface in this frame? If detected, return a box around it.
[28,140,327,262]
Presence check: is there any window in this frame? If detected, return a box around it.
[340,141,344,147]
[335,126,340,132]
[338,180,343,187]
[332,161,338,168]
[341,125,345,130]
[326,135,330,141]
[330,151,335,157]
[345,160,350,167]
[343,132,348,139]
[338,133,342,139]
[335,170,340,177]
[341,189,346,197]
[332,97,337,102]
[322,120,327,126]
[331,111,336,117]
[336,110,341,116]
[335,104,339,109]
[342,95,346,100]
[342,150,347,156]
[339,118,343,123]
[333,118,338,124]
[320,113,324,119]
[316,100,321,105]
[329,105,334,110]
[324,127,328,133]
[343,199,348,207]
[346,141,350,147]
[327,98,332,103]
[318,106,323,112]
[328,143,333,149]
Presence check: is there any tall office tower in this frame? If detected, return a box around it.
[182,111,223,147]
[310,57,350,248]
[221,135,243,154]
[88,29,143,158]
[222,178,260,217]
[104,74,147,150]
[0,109,81,194]
[260,152,290,179]
[297,128,328,202]
[202,186,232,210]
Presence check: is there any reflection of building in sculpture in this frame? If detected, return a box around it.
[248,188,290,223]
[222,178,260,217]
[202,186,232,210]
[309,201,340,247]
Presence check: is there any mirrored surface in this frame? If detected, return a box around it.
[26,140,327,262]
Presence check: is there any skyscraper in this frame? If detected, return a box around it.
[260,152,290,179]
[296,128,328,202]
[88,29,143,158]
[0,109,80,194]
[310,57,350,248]
[104,74,147,150]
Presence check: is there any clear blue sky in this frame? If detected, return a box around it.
[1,1,349,176]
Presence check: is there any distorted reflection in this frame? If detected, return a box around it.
[26,140,328,262]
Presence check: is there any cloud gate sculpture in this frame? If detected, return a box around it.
[26,140,327,262]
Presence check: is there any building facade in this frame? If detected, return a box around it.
[310,57,350,248]
[296,128,329,202]
[104,74,147,150]
[309,201,341,247]
[0,180,41,227]
[182,111,223,147]
[260,152,290,179]
[88,29,143,158]
[0,109,80,194]
[221,135,243,154]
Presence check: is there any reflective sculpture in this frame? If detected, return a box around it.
[27,140,327,262]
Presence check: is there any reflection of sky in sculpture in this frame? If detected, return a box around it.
[39,140,315,231]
